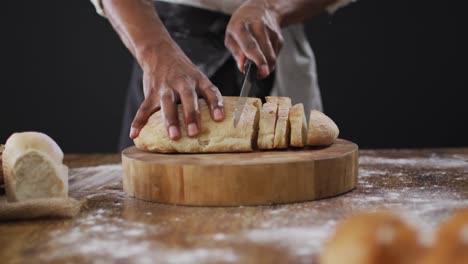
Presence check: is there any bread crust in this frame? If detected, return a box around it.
[134,97,262,153]
[307,110,339,146]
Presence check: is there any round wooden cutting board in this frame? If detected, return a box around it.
[122,139,358,206]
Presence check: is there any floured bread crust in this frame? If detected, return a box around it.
[289,103,307,147]
[307,110,339,146]
[257,102,278,149]
[3,132,68,202]
[134,97,262,153]
[266,97,292,149]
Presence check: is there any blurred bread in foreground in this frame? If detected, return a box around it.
[418,209,468,264]
[320,212,422,264]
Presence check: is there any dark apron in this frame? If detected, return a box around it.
[119,2,274,150]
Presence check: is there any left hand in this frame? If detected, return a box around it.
[225,0,283,79]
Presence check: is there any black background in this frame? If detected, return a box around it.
[1,1,467,153]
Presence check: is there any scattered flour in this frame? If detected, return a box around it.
[360,156,468,169]
[213,233,226,241]
[43,208,239,264]
[69,164,122,193]
[242,222,336,256]
[162,249,238,264]
[40,151,467,263]
[359,168,390,177]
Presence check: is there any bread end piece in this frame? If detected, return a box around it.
[3,132,68,202]
[307,110,339,146]
[289,103,307,147]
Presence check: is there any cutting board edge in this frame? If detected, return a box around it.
[122,140,359,206]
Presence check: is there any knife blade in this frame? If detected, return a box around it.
[233,59,257,128]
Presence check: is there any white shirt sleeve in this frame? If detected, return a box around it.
[90,0,106,17]
[327,0,357,14]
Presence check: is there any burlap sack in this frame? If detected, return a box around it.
[0,197,84,221]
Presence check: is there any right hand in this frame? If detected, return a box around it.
[130,41,225,140]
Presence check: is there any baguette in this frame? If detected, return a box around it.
[307,110,339,146]
[289,103,308,147]
[134,96,262,153]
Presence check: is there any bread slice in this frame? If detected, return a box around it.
[3,132,69,202]
[134,96,262,153]
[266,96,292,149]
[289,103,308,147]
[257,102,278,149]
[307,110,339,146]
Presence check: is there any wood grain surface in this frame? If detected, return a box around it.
[122,139,358,206]
[0,148,467,264]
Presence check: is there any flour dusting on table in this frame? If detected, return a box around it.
[39,150,468,264]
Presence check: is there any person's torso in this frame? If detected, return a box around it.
[156,0,323,112]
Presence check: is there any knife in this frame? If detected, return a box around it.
[233,59,257,128]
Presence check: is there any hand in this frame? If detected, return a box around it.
[225,0,283,79]
[130,41,224,140]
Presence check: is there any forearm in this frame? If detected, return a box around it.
[101,0,176,69]
[266,0,338,27]
[95,1,224,140]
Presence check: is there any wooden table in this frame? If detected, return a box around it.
[0,148,467,264]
